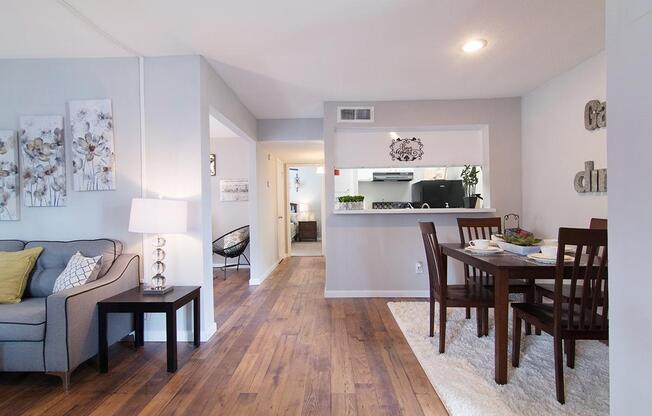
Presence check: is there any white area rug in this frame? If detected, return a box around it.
[387,302,608,416]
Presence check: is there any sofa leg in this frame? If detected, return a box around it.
[47,371,71,391]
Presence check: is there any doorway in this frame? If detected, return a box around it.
[288,164,324,256]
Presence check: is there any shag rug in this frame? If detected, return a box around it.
[387,302,609,416]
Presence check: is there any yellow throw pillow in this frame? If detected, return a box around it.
[0,247,44,304]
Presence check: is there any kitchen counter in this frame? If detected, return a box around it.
[332,208,496,215]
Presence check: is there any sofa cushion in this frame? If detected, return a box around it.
[0,247,44,304]
[0,240,25,252]
[0,297,46,341]
[24,239,123,297]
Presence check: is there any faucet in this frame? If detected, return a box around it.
[421,203,430,209]
[406,202,414,209]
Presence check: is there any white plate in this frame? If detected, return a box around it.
[526,253,574,264]
[465,246,504,255]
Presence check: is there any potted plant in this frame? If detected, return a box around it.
[337,195,365,210]
[461,165,482,208]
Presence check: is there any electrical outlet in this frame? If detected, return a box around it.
[415,261,424,274]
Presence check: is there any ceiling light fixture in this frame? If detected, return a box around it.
[462,39,488,54]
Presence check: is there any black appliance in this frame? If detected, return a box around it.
[411,180,465,208]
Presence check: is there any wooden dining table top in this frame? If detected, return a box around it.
[439,243,589,277]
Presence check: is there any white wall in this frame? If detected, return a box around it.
[0,58,142,253]
[522,52,607,238]
[288,166,322,239]
[258,118,323,141]
[324,99,521,296]
[210,136,251,262]
[606,0,652,412]
[143,55,214,340]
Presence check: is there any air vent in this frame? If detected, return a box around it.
[337,106,374,123]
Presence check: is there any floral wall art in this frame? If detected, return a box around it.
[69,99,116,191]
[0,131,19,220]
[19,116,67,207]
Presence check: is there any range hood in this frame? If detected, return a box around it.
[372,172,414,181]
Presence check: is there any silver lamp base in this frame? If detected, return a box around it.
[144,236,173,295]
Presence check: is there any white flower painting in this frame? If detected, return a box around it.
[0,131,19,220]
[69,99,116,191]
[19,116,67,207]
[220,179,249,201]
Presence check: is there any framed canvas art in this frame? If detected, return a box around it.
[19,116,67,207]
[69,99,116,191]
[0,130,19,220]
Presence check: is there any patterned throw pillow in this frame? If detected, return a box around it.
[52,252,102,293]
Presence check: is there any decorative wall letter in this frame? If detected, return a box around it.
[584,100,607,131]
[574,161,607,193]
[19,116,67,207]
[0,130,19,220]
[69,99,116,191]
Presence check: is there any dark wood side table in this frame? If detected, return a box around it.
[98,285,201,373]
[298,220,318,241]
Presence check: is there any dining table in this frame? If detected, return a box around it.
[439,243,583,385]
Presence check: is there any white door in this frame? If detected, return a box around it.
[276,159,286,259]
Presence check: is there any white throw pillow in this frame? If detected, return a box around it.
[52,251,102,293]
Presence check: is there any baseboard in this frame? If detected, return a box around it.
[144,321,217,343]
[323,290,429,298]
[249,261,280,286]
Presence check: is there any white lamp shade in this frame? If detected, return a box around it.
[129,198,188,234]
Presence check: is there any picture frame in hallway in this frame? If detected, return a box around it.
[19,115,67,207]
[0,130,19,220]
[209,154,216,176]
[220,179,249,201]
[68,99,116,191]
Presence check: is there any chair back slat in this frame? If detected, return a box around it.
[555,228,608,333]
[419,222,446,300]
[457,217,501,284]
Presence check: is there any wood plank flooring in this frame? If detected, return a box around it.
[0,257,447,415]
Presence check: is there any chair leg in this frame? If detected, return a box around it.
[476,307,483,337]
[237,255,241,271]
[466,307,471,319]
[429,298,435,338]
[224,256,228,280]
[554,336,566,404]
[512,312,522,367]
[535,288,542,336]
[439,303,446,353]
[566,339,576,369]
[483,307,489,336]
[524,286,534,335]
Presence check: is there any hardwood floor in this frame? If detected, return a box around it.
[0,257,447,415]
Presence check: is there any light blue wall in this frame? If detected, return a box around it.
[0,57,143,253]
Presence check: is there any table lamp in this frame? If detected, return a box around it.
[129,198,188,294]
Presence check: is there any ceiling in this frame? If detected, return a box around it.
[262,141,324,164]
[2,0,605,119]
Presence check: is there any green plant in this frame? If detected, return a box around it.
[337,195,365,203]
[461,165,480,197]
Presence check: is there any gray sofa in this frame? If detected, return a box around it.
[0,239,139,389]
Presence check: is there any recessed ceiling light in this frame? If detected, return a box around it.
[462,39,488,54]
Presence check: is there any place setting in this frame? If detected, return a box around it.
[464,238,505,256]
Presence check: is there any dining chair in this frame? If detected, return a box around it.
[419,221,494,352]
[457,217,536,335]
[511,227,608,404]
[535,218,607,304]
